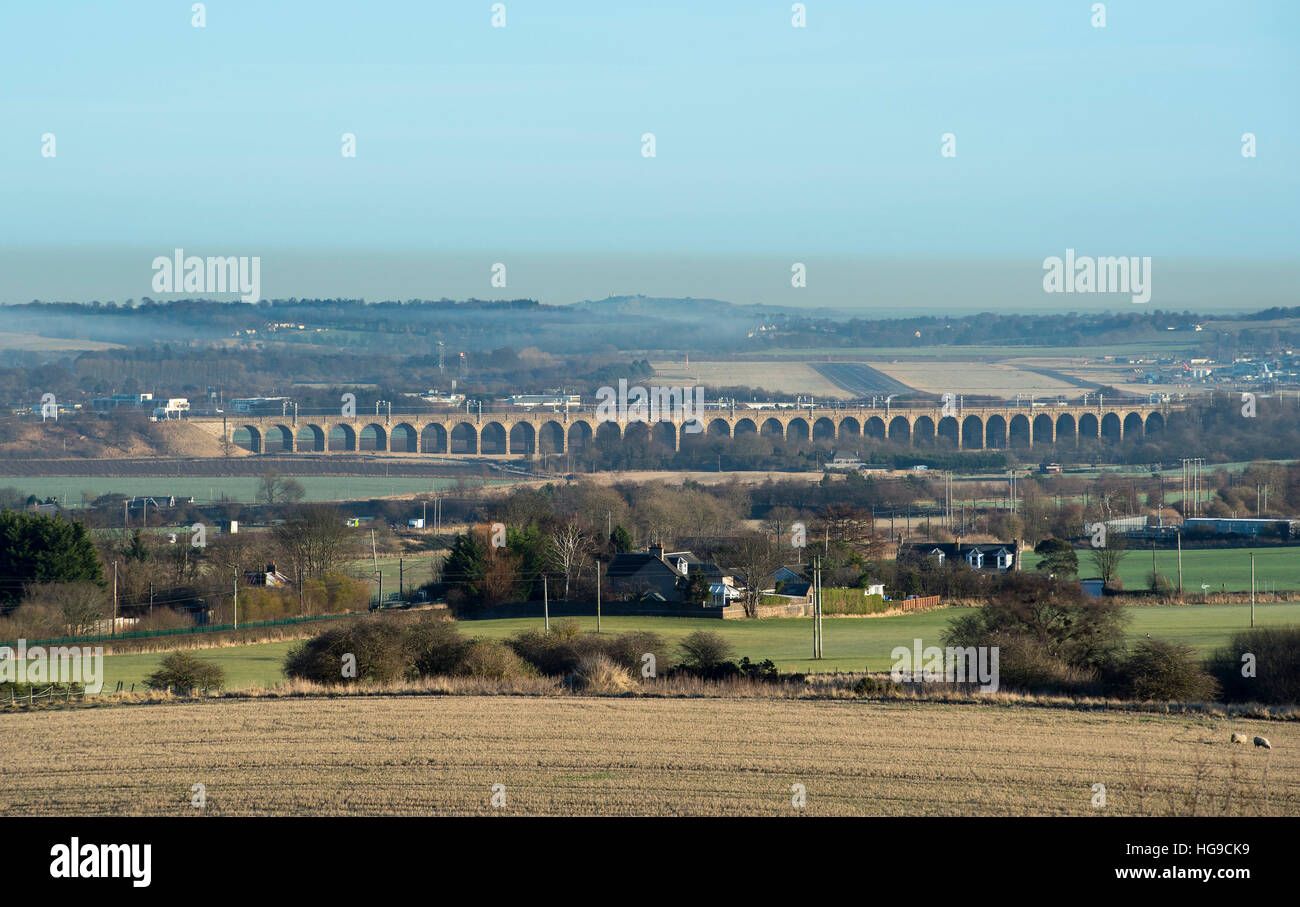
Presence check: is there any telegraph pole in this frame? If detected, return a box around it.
[1250,552,1255,628]
[1176,531,1183,596]
[232,568,239,630]
[543,575,550,632]
[595,562,601,633]
[112,561,118,636]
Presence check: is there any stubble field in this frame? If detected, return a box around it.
[1,696,1294,816]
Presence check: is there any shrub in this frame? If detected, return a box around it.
[1118,639,1218,701]
[1206,626,1300,704]
[407,618,471,677]
[283,617,411,684]
[676,630,735,675]
[570,654,635,693]
[144,651,226,691]
[459,639,532,680]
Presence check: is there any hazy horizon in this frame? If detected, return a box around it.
[2,1,1296,314]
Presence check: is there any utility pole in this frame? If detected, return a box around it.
[233,568,238,630]
[371,529,378,570]
[543,575,550,633]
[112,561,118,636]
[812,555,823,659]
[1176,531,1183,596]
[1250,552,1255,628]
[595,562,601,633]
[399,557,404,601]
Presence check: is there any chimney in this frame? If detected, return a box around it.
[649,545,664,560]
[266,562,276,575]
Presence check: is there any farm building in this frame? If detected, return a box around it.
[899,540,1020,573]
[606,546,739,607]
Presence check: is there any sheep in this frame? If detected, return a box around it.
[1230,733,1249,744]
[1253,736,1272,750]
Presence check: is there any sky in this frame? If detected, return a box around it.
[0,1,1296,311]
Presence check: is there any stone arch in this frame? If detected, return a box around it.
[937,415,959,447]
[624,421,651,452]
[567,420,593,452]
[786,418,810,443]
[1101,412,1122,443]
[295,423,325,452]
[1055,413,1076,446]
[1032,414,1054,446]
[359,423,387,452]
[652,421,677,449]
[480,421,507,454]
[760,418,784,439]
[509,422,536,455]
[1078,413,1099,443]
[450,422,478,454]
[329,424,356,452]
[985,415,1007,449]
[538,421,564,454]
[595,421,622,447]
[912,416,936,446]
[1145,411,1164,434]
[1008,414,1031,448]
[733,418,757,436]
[421,423,448,453]
[812,417,836,442]
[232,425,262,453]
[389,423,418,453]
[961,415,983,449]
[888,416,910,444]
[838,417,861,438]
[706,418,731,438]
[865,416,886,440]
[265,424,294,453]
[1122,412,1144,440]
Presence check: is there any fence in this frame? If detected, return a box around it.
[1,685,86,706]
[0,612,356,650]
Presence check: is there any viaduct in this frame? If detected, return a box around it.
[185,402,1179,457]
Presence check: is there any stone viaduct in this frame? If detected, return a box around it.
[185,402,1177,457]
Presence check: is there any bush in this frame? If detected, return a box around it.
[570,654,635,693]
[676,630,735,675]
[1206,626,1300,704]
[984,631,1093,694]
[459,639,532,680]
[407,618,471,677]
[1118,639,1217,701]
[144,651,226,691]
[283,617,412,684]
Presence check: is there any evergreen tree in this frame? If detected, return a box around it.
[0,511,105,607]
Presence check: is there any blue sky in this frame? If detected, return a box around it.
[0,1,1296,309]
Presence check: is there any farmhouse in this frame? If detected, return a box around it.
[606,545,739,606]
[243,562,293,587]
[899,539,1020,573]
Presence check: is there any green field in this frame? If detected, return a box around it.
[1022,546,1300,593]
[98,603,1300,690]
[0,475,497,505]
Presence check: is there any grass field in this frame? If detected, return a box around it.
[97,603,1300,690]
[1022,547,1300,593]
[0,475,484,505]
[0,696,1293,816]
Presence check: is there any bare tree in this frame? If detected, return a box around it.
[546,521,594,599]
[273,504,355,580]
[1089,534,1128,587]
[726,532,783,618]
